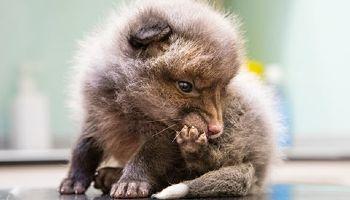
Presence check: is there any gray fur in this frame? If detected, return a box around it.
[60,0,280,198]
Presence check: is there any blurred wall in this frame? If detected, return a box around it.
[225,0,291,64]
[282,0,350,137]
[0,0,119,148]
[225,0,350,139]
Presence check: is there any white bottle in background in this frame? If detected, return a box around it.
[11,66,51,149]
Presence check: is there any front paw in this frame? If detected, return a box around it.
[110,181,151,198]
[59,177,90,194]
[176,125,208,153]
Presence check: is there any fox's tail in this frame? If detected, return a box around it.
[152,163,257,199]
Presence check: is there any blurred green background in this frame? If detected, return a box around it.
[0,0,349,151]
[0,0,123,148]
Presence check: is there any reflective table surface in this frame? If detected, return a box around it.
[1,184,350,200]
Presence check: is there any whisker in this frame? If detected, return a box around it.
[153,124,177,137]
[172,131,181,142]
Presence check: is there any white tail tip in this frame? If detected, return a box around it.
[151,183,189,199]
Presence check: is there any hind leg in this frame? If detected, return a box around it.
[94,167,123,194]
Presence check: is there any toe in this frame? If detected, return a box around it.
[138,182,151,197]
[188,126,199,140]
[180,125,189,139]
[114,182,128,198]
[196,133,208,145]
[125,182,138,198]
[73,182,86,194]
[110,183,118,197]
[59,179,74,194]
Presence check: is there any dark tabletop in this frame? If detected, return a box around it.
[1,184,350,200]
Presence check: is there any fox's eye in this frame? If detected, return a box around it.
[177,81,193,93]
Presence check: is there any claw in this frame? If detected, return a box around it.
[176,125,208,153]
[196,133,208,144]
[189,126,199,139]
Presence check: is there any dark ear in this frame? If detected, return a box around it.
[129,17,172,48]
